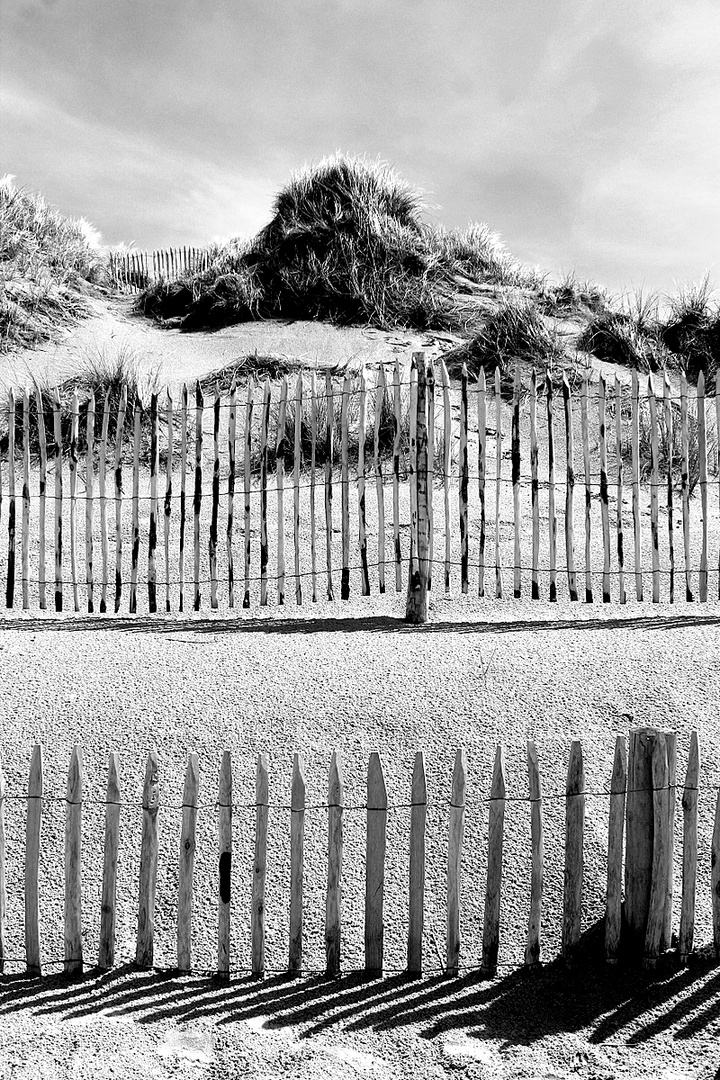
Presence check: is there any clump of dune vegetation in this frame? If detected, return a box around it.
[660,276,720,391]
[140,154,542,334]
[576,291,673,374]
[0,175,105,351]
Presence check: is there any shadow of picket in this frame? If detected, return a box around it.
[1,924,718,1048]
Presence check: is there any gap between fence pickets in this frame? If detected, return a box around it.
[2,357,719,614]
[1,729,715,980]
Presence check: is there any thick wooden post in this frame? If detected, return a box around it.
[251,753,269,977]
[679,731,699,963]
[562,741,584,962]
[98,752,121,970]
[64,745,84,975]
[289,752,305,974]
[25,744,43,975]
[446,748,466,976]
[482,745,506,976]
[407,751,426,976]
[406,358,429,623]
[644,734,670,968]
[605,735,627,964]
[217,750,232,979]
[525,740,543,966]
[136,752,160,968]
[365,752,387,976]
[177,753,199,972]
[325,751,344,976]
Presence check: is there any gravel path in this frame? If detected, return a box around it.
[0,596,719,1078]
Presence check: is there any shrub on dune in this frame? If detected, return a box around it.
[661,277,719,389]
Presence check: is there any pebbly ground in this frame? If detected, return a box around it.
[0,594,718,1079]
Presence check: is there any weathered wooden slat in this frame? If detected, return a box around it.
[374,366,386,594]
[193,381,204,611]
[243,380,253,609]
[64,744,83,975]
[663,730,677,955]
[525,740,543,966]
[340,375,351,600]
[648,377,660,603]
[136,751,160,968]
[546,373,557,601]
[680,373,692,600]
[310,372,318,601]
[663,374,675,603]
[478,367,487,597]
[358,366,370,595]
[441,359,452,593]
[679,730,699,963]
[260,379,270,606]
[36,386,48,610]
[164,392,173,613]
[562,374,578,601]
[426,361,435,592]
[630,369,643,600]
[251,753,269,977]
[293,374,302,605]
[407,751,426,976]
[25,744,43,975]
[512,363,521,598]
[129,402,141,614]
[598,376,611,602]
[406,360,429,623]
[0,758,5,973]
[605,734,627,963]
[289,752,305,974]
[365,752,387,976]
[179,384,188,613]
[83,392,94,611]
[644,733,670,967]
[98,752,121,969]
[177,752,199,972]
[113,385,127,613]
[52,388,63,611]
[408,358,418,585]
[529,370,539,599]
[276,377,288,606]
[325,372,335,601]
[494,367,504,599]
[69,389,80,612]
[562,741,584,961]
[325,751,344,976]
[228,381,238,603]
[713,788,720,957]
[217,750,232,978]
[615,376,626,604]
[148,392,159,613]
[482,744,506,976]
[21,388,30,609]
[581,373,592,603]
[697,372,708,601]
[393,360,403,592]
[446,748,466,976]
[459,363,469,593]
[209,383,221,609]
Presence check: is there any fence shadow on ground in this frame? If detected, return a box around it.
[2,612,720,638]
[1,927,717,1047]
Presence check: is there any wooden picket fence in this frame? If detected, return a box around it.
[0,355,719,616]
[0,727,716,979]
[108,247,211,292]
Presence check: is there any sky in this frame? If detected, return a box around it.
[2,0,719,298]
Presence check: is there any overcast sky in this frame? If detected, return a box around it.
[2,0,719,297]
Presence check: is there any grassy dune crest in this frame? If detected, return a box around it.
[0,175,105,351]
[141,154,541,332]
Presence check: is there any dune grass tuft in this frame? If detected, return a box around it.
[140,154,542,335]
[0,175,104,352]
[660,276,719,390]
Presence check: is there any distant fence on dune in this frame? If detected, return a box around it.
[108,247,211,292]
[0,727,715,979]
[0,355,718,616]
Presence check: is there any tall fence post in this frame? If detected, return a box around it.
[406,356,429,623]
